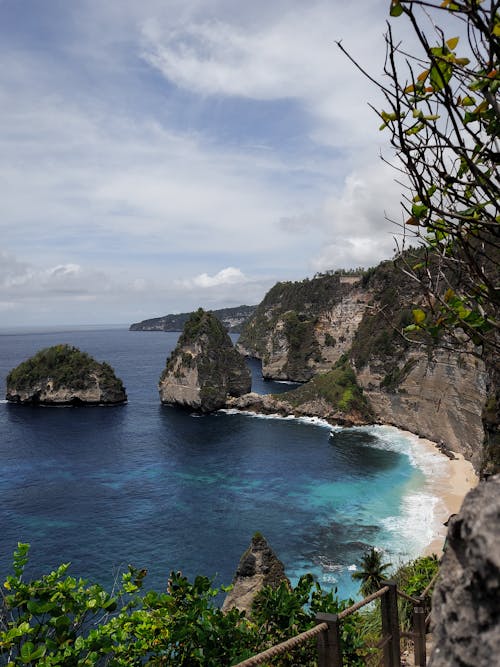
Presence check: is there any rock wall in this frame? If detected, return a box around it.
[357,348,488,470]
[429,475,500,666]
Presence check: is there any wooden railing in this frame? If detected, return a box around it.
[233,575,437,667]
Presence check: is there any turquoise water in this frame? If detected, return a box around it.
[0,327,438,601]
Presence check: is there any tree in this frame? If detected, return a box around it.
[338,0,499,357]
[352,547,392,597]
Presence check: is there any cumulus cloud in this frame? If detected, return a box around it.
[177,267,247,289]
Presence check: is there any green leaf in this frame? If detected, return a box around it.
[446,36,459,50]
[411,203,428,218]
[390,0,404,16]
[412,309,426,324]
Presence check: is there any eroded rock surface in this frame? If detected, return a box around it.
[5,344,126,405]
[429,475,500,666]
[159,308,251,412]
[222,534,290,617]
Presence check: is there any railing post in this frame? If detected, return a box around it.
[413,597,427,666]
[380,581,401,667]
[316,612,342,667]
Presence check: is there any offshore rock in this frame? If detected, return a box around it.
[429,475,500,666]
[159,308,251,412]
[5,344,127,405]
[222,533,290,616]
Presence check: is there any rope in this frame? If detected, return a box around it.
[338,585,390,619]
[232,622,328,667]
[422,570,439,599]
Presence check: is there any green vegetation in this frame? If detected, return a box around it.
[283,356,373,419]
[351,548,392,598]
[0,545,440,666]
[6,345,124,394]
[238,273,354,361]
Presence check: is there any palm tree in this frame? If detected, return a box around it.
[352,547,392,597]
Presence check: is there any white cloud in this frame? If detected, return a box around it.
[0,0,415,326]
[178,267,247,289]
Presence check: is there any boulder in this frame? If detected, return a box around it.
[159,308,251,412]
[429,475,500,666]
[222,533,290,617]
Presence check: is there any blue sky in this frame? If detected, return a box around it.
[1,0,410,326]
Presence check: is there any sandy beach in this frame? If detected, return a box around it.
[409,434,479,556]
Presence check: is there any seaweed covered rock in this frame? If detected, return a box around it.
[158,308,251,412]
[5,344,127,405]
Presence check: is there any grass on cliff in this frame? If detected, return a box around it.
[6,344,123,392]
[281,356,373,419]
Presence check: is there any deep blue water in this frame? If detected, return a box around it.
[0,327,427,600]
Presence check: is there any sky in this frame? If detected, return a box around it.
[0,0,415,327]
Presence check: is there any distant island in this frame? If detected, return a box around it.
[129,305,257,333]
[5,344,127,406]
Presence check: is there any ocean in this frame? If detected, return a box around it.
[0,327,444,601]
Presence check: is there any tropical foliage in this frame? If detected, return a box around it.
[351,547,392,597]
[6,345,124,393]
[340,0,499,355]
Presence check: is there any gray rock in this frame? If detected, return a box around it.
[159,308,251,412]
[222,533,290,617]
[429,475,500,666]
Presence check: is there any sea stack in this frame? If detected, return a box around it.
[158,308,252,412]
[5,344,127,405]
[222,533,290,616]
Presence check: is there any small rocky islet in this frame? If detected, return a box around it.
[158,308,251,412]
[5,344,127,406]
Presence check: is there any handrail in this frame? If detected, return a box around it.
[338,585,389,619]
[232,622,328,667]
[233,578,434,667]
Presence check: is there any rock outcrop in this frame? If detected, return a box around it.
[237,273,368,382]
[429,475,500,666]
[5,344,126,405]
[227,357,373,427]
[159,308,251,412]
[222,533,290,616]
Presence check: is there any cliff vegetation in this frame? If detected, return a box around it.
[5,345,126,405]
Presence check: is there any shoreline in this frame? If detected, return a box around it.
[222,410,479,561]
[394,428,478,557]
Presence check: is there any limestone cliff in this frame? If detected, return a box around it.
[227,356,373,427]
[237,273,368,381]
[159,308,251,412]
[236,259,496,472]
[222,533,290,617]
[5,344,126,405]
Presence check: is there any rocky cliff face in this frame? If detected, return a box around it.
[356,347,488,471]
[237,273,368,382]
[429,475,500,666]
[222,533,290,617]
[236,260,495,472]
[159,308,251,412]
[5,345,126,405]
